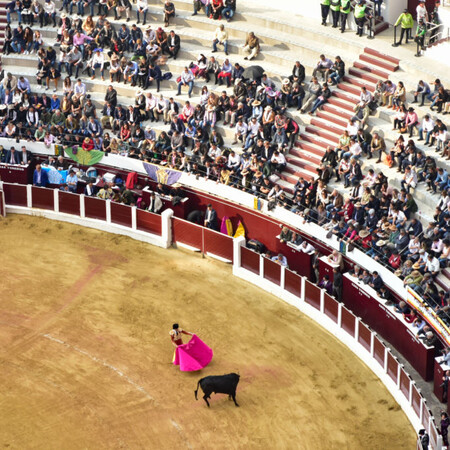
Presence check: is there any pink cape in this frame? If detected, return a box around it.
[173,334,213,371]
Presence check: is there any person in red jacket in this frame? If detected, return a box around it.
[82,136,94,151]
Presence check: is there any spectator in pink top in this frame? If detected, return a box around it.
[405,107,419,138]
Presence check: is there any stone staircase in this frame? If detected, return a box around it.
[277,47,400,192]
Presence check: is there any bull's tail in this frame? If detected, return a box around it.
[194,380,201,400]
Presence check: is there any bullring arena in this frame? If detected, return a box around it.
[0,215,414,449]
[1,0,450,447]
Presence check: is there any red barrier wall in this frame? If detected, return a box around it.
[173,217,202,250]
[136,209,162,235]
[400,368,411,400]
[3,184,27,207]
[358,322,372,352]
[412,385,422,417]
[285,269,302,298]
[241,247,260,275]
[324,293,339,323]
[84,197,107,221]
[59,191,80,216]
[305,280,320,310]
[387,353,398,384]
[204,229,233,262]
[264,257,281,286]
[111,202,132,228]
[374,338,385,367]
[32,186,54,210]
[341,307,355,337]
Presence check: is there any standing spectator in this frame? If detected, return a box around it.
[321,0,330,26]
[204,203,218,230]
[394,9,413,45]
[441,412,449,447]
[416,0,429,23]
[329,0,340,28]
[33,163,49,187]
[340,0,351,33]
[242,32,260,61]
[332,267,342,300]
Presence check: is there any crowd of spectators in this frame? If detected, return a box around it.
[0,0,450,323]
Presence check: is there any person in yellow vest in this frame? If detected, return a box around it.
[354,0,371,37]
[340,0,351,33]
[330,0,341,28]
[321,0,330,26]
[393,9,414,46]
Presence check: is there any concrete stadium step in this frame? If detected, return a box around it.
[337,81,365,97]
[353,61,390,80]
[289,147,322,165]
[285,155,319,174]
[327,96,355,113]
[342,75,377,92]
[277,178,295,193]
[364,47,400,67]
[348,66,382,85]
[285,161,317,178]
[315,110,347,128]
[359,50,399,73]
[321,103,353,120]
[332,89,359,104]
[153,0,368,54]
[310,117,344,136]
[435,272,450,292]
[305,125,339,144]
[301,129,337,148]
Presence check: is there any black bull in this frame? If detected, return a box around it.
[194,373,240,407]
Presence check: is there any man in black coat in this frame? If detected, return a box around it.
[332,267,342,301]
[289,61,305,84]
[204,203,218,230]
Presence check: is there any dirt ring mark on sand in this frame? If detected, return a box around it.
[42,333,155,401]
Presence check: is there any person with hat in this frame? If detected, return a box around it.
[415,18,427,56]
[416,0,429,23]
[354,0,371,37]
[393,9,414,46]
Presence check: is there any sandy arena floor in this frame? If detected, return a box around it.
[0,214,415,449]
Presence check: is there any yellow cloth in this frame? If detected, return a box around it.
[234,221,245,238]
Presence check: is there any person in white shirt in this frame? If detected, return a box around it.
[419,115,435,145]
[300,241,315,254]
[43,0,56,26]
[359,86,373,106]
[425,253,440,276]
[212,24,229,55]
[343,139,362,160]
[270,151,286,172]
[346,119,360,137]
[176,67,195,98]
[227,150,241,171]
[401,166,418,193]
[233,119,248,145]
[136,0,148,25]
[416,1,428,23]
[208,144,221,160]
[89,50,105,80]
